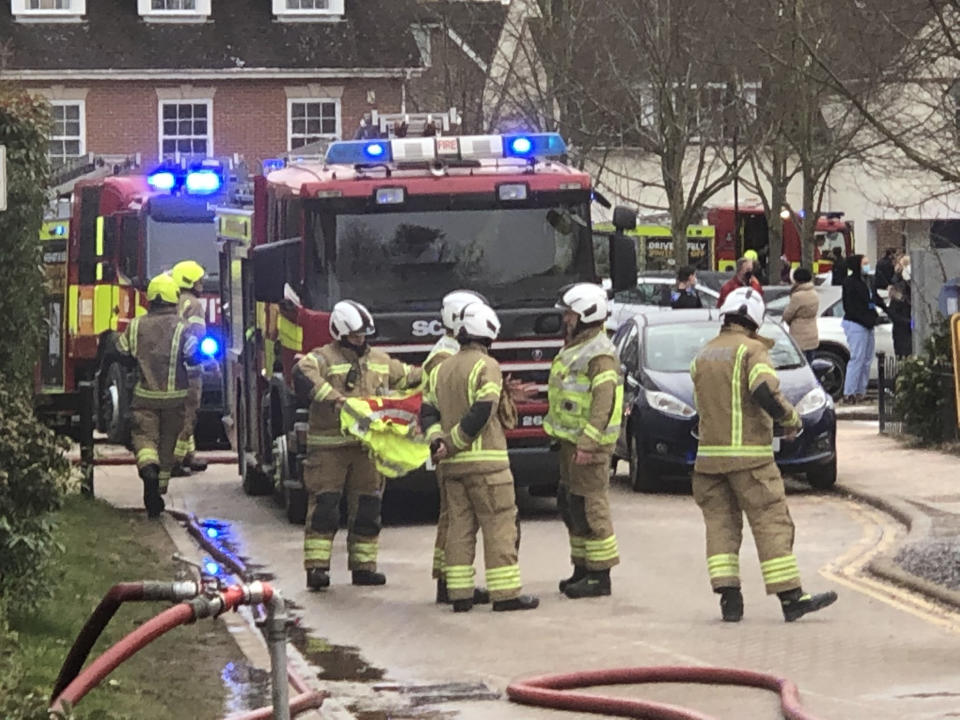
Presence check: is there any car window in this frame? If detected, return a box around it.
[644,320,803,372]
[823,300,844,318]
[613,322,639,371]
[765,295,789,314]
[696,288,717,306]
[614,282,670,306]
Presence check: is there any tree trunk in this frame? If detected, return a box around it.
[671,218,688,267]
[801,172,816,268]
[767,181,786,285]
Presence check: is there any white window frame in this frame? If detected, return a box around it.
[137,0,210,21]
[287,98,341,151]
[157,99,214,161]
[48,100,86,165]
[273,0,344,21]
[12,0,86,20]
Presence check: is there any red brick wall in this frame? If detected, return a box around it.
[27,78,403,170]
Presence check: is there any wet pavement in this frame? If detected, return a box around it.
[92,425,960,720]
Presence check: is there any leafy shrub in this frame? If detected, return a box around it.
[894,319,957,445]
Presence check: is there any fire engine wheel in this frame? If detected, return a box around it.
[102,363,131,445]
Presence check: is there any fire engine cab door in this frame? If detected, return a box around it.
[39,219,70,392]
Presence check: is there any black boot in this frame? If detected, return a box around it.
[452,598,474,613]
[139,465,164,519]
[352,570,387,586]
[492,594,540,611]
[779,588,838,622]
[186,454,208,472]
[718,587,743,622]
[558,564,587,593]
[436,578,449,604]
[473,587,491,604]
[563,569,611,599]
[306,568,330,590]
[171,464,192,478]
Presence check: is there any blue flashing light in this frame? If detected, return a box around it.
[200,336,220,357]
[205,526,219,539]
[326,140,394,165]
[185,169,223,195]
[204,560,220,576]
[503,133,567,159]
[263,158,286,174]
[148,171,177,191]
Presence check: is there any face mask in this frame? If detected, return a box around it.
[742,270,754,282]
[862,264,871,275]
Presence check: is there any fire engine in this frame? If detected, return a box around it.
[708,206,854,275]
[216,132,638,522]
[34,162,233,447]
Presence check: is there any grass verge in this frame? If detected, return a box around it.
[4,494,249,719]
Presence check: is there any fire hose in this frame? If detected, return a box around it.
[507,666,825,720]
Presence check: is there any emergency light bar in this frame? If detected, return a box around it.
[147,161,225,197]
[324,132,568,166]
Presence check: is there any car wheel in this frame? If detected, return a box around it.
[628,433,660,493]
[101,362,131,445]
[807,455,837,490]
[812,348,846,400]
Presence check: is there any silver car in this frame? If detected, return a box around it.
[605,276,720,331]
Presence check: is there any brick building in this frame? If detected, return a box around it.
[0,0,446,171]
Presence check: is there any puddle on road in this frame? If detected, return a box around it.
[220,661,272,715]
[289,624,386,681]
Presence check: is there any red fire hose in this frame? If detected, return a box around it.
[507,666,825,720]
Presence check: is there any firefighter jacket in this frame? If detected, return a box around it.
[117,305,197,409]
[423,334,460,375]
[543,326,623,454]
[421,343,509,479]
[292,341,422,450]
[690,323,802,474]
[340,395,430,478]
[178,289,206,341]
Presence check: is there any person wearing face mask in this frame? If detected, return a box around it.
[888,255,913,358]
[717,256,765,307]
[292,300,422,590]
[841,255,887,403]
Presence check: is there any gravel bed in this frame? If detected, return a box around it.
[895,538,960,591]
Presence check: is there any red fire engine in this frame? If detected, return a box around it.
[35,165,231,447]
[708,205,854,275]
[216,132,637,522]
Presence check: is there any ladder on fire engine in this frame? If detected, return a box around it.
[357,109,462,139]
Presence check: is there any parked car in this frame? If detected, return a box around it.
[605,275,720,331]
[765,286,895,399]
[612,310,837,492]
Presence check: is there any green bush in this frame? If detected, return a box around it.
[894,319,958,445]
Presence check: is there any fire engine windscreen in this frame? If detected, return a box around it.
[321,205,592,310]
[144,200,219,290]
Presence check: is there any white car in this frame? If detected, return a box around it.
[766,286,895,399]
[604,276,720,332]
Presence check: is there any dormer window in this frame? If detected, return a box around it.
[138,0,210,21]
[12,0,86,22]
[273,0,344,21]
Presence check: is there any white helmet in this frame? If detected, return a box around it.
[719,287,765,330]
[556,283,608,324]
[441,290,488,332]
[330,300,375,340]
[458,302,501,341]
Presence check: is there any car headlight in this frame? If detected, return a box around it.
[795,386,829,416]
[644,389,696,419]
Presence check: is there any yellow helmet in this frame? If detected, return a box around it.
[743,249,759,262]
[171,260,206,289]
[146,273,180,304]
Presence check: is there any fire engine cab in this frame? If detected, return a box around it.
[216,132,638,522]
[35,163,232,447]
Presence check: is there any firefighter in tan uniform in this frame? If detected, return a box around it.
[691,287,838,622]
[292,300,422,590]
[420,302,538,613]
[171,260,209,476]
[116,274,198,517]
[545,283,623,599]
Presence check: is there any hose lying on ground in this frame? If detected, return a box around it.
[507,666,826,720]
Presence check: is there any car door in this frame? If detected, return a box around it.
[612,321,641,458]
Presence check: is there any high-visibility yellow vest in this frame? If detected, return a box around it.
[339,395,430,478]
[543,331,623,446]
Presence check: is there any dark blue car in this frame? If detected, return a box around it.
[612,309,837,492]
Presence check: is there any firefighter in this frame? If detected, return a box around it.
[690,287,838,622]
[171,260,209,476]
[292,300,422,590]
[425,289,491,605]
[421,302,538,613]
[545,283,623,599]
[116,273,198,518]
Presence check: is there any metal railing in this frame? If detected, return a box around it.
[876,351,903,435]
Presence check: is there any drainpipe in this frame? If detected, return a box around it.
[266,589,290,720]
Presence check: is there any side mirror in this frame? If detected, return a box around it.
[625,373,641,390]
[252,238,300,303]
[811,358,832,381]
[612,205,637,232]
[610,232,638,293]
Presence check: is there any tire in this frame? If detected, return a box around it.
[242,462,274,496]
[101,362,131,445]
[286,486,307,525]
[628,433,660,493]
[812,347,847,401]
[806,455,838,490]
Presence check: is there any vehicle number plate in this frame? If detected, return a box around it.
[772,437,782,453]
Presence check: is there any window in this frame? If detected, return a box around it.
[138,0,209,17]
[13,0,85,17]
[152,0,195,8]
[159,101,212,158]
[287,0,328,7]
[272,0,344,18]
[48,101,85,167]
[288,99,340,150]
